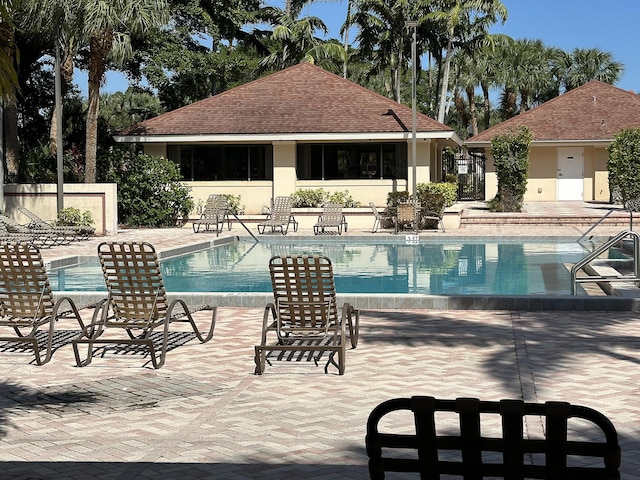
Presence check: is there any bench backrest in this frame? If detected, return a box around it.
[365,396,620,480]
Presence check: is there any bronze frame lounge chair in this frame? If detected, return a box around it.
[192,194,231,235]
[254,254,359,375]
[313,203,347,235]
[0,242,85,365]
[257,196,298,235]
[72,241,216,369]
[18,206,95,240]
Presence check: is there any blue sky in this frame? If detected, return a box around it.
[88,0,639,95]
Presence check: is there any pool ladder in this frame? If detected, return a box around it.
[571,230,640,295]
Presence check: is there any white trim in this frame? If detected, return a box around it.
[466,139,612,148]
[114,131,462,145]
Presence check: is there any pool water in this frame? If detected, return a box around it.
[50,238,622,296]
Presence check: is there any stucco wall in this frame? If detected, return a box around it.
[4,183,118,235]
[484,145,610,202]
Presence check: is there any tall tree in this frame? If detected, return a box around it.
[561,47,623,91]
[430,0,507,123]
[82,0,169,183]
[258,5,345,72]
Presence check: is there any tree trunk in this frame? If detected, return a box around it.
[437,38,453,123]
[4,91,18,179]
[466,85,478,137]
[49,45,75,156]
[481,82,491,130]
[85,33,111,183]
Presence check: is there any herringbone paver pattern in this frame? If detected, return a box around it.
[0,307,638,478]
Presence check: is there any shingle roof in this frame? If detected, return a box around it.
[122,62,453,136]
[466,81,640,145]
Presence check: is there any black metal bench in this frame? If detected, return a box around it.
[365,396,621,479]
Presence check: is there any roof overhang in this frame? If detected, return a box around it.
[115,130,463,146]
[464,139,612,149]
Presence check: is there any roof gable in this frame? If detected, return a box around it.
[125,63,453,136]
[466,81,640,144]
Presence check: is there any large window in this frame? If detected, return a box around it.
[167,145,273,181]
[296,143,407,180]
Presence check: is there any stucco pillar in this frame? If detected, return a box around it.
[272,141,298,199]
[408,139,432,191]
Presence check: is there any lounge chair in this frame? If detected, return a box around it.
[313,203,347,235]
[72,241,216,368]
[0,213,62,247]
[18,206,95,240]
[366,396,621,479]
[0,242,85,365]
[394,201,420,234]
[369,202,383,233]
[257,196,298,235]
[254,254,359,375]
[192,194,231,234]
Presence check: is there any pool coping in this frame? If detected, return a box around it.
[53,234,640,312]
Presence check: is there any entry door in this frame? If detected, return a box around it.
[557,147,584,200]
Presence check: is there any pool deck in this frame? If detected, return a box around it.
[1,201,639,478]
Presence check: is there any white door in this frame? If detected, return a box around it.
[557,147,584,200]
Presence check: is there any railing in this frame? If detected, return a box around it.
[571,230,640,295]
[578,208,633,242]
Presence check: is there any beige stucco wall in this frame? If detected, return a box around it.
[3,183,118,235]
[145,138,443,214]
[484,144,611,202]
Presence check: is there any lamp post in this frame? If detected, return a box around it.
[55,44,64,212]
[406,20,418,201]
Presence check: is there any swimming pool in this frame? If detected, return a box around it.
[50,237,622,296]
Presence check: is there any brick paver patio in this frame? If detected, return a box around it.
[0,202,638,479]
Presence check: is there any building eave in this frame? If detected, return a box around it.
[115,130,463,145]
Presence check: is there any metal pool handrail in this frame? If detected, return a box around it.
[571,229,640,295]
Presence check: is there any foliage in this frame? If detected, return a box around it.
[290,188,361,207]
[489,126,532,212]
[326,190,360,207]
[608,128,640,210]
[419,193,445,229]
[100,149,194,227]
[417,182,457,207]
[386,191,411,207]
[291,188,326,207]
[54,207,94,227]
[222,194,244,215]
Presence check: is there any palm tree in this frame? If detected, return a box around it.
[561,47,623,91]
[429,0,507,123]
[82,0,169,183]
[258,6,346,72]
[350,0,416,103]
[0,0,17,100]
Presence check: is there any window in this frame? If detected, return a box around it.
[296,143,407,180]
[167,145,273,181]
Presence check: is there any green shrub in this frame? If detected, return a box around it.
[291,188,361,207]
[417,182,457,207]
[386,191,411,207]
[608,127,640,210]
[222,194,244,215]
[100,149,194,227]
[327,190,361,207]
[54,207,94,227]
[490,126,532,212]
[291,188,327,207]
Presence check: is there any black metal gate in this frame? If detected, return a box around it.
[444,151,485,201]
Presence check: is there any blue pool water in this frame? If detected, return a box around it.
[49,238,621,296]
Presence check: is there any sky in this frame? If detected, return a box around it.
[83,0,639,96]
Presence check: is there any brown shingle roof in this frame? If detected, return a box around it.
[123,62,452,136]
[466,81,640,145]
